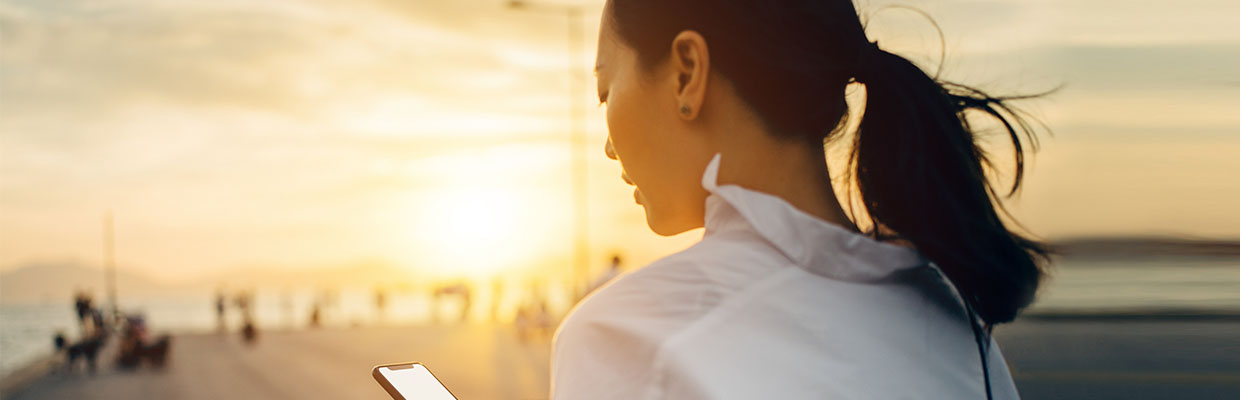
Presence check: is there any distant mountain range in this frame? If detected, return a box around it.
[0,260,179,304]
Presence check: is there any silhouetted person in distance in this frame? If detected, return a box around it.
[73,290,93,328]
[489,279,504,323]
[514,279,554,342]
[585,254,624,295]
[373,286,387,324]
[458,283,472,323]
[116,312,171,369]
[309,301,322,328]
[214,288,227,333]
[320,287,339,312]
[235,290,258,345]
[432,282,472,324]
[241,317,258,345]
[233,290,250,318]
[513,299,552,343]
[515,306,532,343]
[56,295,107,375]
[535,300,553,339]
[430,285,442,324]
[307,288,335,327]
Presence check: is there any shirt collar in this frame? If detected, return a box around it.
[700,153,926,282]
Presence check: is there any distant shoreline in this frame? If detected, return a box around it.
[1051,237,1240,259]
[1023,307,1240,322]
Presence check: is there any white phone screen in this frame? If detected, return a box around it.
[378,364,457,400]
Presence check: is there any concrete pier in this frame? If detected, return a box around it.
[4,318,1239,399]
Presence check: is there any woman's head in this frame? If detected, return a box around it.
[595,14,713,236]
[595,0,868,235]
[596,0,1050,325]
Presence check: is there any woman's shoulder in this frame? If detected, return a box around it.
[548,248,710,399]
[551,238,801,398]
[559,245,722,336]
[555,231,799,346]
[573,233,791,321]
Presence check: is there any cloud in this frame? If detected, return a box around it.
[0,0,598,214]
[0,0,593,134]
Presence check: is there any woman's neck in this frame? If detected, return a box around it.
[712,131,860,233]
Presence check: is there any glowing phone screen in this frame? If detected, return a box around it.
[378,364,456,400]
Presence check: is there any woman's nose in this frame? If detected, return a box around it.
[604,137,617,160]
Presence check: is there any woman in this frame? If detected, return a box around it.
[551,1,1048,399]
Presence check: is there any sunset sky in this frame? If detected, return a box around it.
[2,0,1237,284]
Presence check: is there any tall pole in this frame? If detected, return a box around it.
[508,1,591,296]
[103,211,118,320]
[566,7,589,299]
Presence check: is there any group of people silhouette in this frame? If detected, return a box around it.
[54,290,170,374]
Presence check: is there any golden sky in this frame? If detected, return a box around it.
[2,0,1238,282]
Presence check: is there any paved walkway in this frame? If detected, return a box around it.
[7,319,1240,399]
[7,324,551,400]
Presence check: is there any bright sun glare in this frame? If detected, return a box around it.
[408,186,540,278]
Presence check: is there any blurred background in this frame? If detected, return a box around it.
[1,0,1237,399]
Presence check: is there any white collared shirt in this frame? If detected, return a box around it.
[550,154,1020,399]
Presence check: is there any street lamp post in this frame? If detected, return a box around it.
[506,1,591,298]
[103,210,119,325]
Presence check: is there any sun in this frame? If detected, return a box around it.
[406,185,545,278]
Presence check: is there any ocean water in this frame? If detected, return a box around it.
[1029,258,1240,312]
[3,258,1238,378]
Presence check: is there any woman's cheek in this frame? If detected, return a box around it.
[605,98,641,166]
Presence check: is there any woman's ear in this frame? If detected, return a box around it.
[668,30,709,120]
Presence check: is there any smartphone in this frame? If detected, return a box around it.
[372,362,458,400]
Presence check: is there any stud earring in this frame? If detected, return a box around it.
[680,104,691,115]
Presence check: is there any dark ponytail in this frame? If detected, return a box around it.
[851,46,1049,325]
[608,0,1050,326]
